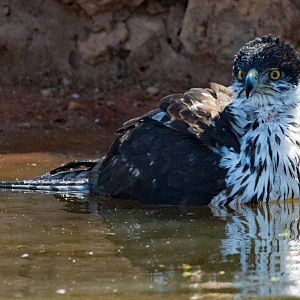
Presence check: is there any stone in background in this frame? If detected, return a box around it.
[1,0,300,89]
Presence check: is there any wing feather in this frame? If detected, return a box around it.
[90,83,238,205]
[116,83,239,151]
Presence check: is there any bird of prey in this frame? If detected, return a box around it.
[1,35,300,206]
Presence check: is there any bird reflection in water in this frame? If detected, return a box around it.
[59,194,300,297]
[211,201,300,296]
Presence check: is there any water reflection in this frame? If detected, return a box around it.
[62,197,300,297]
[2,189,300,298]
[212,202,300,297]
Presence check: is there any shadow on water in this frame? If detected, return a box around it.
[59,194,300,298]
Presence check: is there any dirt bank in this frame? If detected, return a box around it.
[0,83,174,154]
[2,0,300,154]
[2,0,300,88]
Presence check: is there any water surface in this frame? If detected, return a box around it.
[0,153,300,299]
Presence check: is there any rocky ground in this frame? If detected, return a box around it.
[2,0,300,88]
[0,82,175,154]
[1,0,300,154]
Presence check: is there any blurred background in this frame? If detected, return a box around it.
[1,0,300,154]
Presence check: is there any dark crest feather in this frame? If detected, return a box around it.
[233,35,300,85]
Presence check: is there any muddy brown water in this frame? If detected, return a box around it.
[0,152,300,299]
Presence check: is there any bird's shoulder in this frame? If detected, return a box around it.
[117,83,239,151]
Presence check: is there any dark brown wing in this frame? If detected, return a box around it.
[89,83,239,205]
[117,83,239,151]
[90,120,227,205]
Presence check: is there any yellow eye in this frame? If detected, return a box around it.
[269,69,281,81]
[237,70,245,81]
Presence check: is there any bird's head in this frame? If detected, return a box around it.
[232,35,300,111]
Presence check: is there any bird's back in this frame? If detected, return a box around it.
[89,84,238,205]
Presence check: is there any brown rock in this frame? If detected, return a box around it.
[180,0,300,63]
[124,14,165,78]
[4,0,300,91]
[114,8,131,22]
[62,77,72,87]
[78,22,128,64]
[146,86,159,96]
[125,14,164,52]
[41,88,55,97]
[0,0,88,83]
[147,0,167,14]
[67,101,84,111]
[17,122,31,129]
[166,3,185,51]
[92,11,114,32]
[76,0,144,15]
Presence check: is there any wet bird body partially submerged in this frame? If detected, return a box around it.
[89,84,235,205]
[2,35,300,206]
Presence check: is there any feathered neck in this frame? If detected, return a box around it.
[214,84,300,205]
[228,84,300,137]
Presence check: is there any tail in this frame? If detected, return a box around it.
[0,160,98,194]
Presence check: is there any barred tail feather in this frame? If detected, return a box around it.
[0,178,90,193]
[0,160,98,194]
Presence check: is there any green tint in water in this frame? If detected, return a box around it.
[0,153,300,299]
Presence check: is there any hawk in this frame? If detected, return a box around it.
[2,35,300,206]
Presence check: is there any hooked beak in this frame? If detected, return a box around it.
[245,68,259,98]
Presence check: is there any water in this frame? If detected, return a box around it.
[1,153,300,299]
